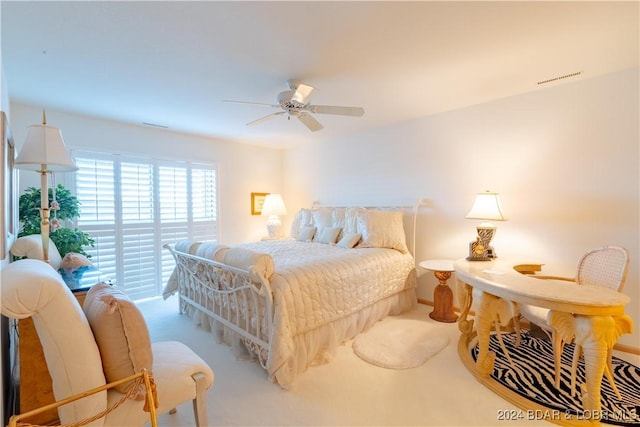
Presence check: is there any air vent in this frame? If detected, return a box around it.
[537,71,582,86]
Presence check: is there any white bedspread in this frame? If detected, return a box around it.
[236,240,416,384]
[164,239,417,387]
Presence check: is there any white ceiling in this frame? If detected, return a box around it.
[2,1,638,149]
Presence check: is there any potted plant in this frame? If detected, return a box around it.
[18,184,94,257]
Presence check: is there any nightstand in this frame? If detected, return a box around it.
[419,259,458,323]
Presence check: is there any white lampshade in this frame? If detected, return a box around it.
[465,191,506,221]
[261,194,287,216]
[15,123,78,172]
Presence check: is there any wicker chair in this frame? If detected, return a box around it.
[519,246,629,391]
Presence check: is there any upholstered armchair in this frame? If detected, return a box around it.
[1,259,214,427]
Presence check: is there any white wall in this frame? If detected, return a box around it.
[6,71,639,350]
[283,69,640,349]
[9,103,285,245]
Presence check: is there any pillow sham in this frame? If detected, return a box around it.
[337,233,362,249]
[297,226,316,242]
[343,207,365,235]
[312,208,334,229]
[356,209,409,253]
[290,208,313,239]
[316,227,342,244]
[83,282,153,399]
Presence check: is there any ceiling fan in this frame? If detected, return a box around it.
[223,79,365,132]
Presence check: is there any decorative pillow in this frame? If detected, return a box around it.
[312,208,334,229]
[10,234,63,270]
[60,252,93,272]
[332,208,346,227]
[296,226,316,242]
[316,227,342,245]
[290,208,313,239]
[83,282,153,399]
[356,210,409,253]
[174,240,201,254]
[222,247,275,280]
[343,207,365,235]
[337,233,362,249]
[195,242,229,262]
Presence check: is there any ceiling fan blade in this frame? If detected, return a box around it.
[247,111,285,126]
[291,83,315,105]
[308,105,365,117]
[298,112,323,132]
[222,100,277,107]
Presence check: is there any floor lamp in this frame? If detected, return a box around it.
[15,111,78,263]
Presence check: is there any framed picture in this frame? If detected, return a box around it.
[251,192,268,215]
[1,111,17,259]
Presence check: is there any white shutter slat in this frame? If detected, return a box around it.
[73,152,218,300]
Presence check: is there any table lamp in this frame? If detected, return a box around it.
[261,193,287,239]
[15,111,78,263]
[465,191,506,261]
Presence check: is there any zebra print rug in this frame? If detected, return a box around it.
[471,331,640,426]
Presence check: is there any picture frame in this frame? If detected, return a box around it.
[1,111,17,260]
[251,192,268,215]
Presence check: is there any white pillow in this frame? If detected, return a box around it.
[343,207,365,235]
[290,208,313,239]
[337,233,362,249]
[10,234,63,270]
[316,227,342,244]
[312,208,334,229]
[356,210,409,253]
[296,226,316,242]
[222,247,275,280]
[195,242,229,262]
[332,208,346,228]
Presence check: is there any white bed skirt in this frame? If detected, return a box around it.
[179,286,417,388]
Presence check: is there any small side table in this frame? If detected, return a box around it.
[419,259,458,323]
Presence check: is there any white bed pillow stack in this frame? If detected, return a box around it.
[288,207,408,253]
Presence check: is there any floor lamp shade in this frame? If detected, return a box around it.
[15,116,78,263]
[15,124,77,172]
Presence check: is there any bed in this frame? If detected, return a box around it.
[163,206,418,388]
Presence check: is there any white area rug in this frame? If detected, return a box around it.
[353,315,450,369]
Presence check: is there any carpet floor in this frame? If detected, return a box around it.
[138,296,640,426]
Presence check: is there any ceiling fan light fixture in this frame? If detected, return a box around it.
[225,80,365,132]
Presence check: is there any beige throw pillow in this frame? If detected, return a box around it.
[337,233,362,249]
[83,282,153,399]
[356,210,409,253]
[60,252,93,272]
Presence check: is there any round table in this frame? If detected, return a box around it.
[419,259,458,323]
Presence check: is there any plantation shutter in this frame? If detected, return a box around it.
[72,150,218,300]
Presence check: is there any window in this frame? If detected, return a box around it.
[72,151,218,300]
